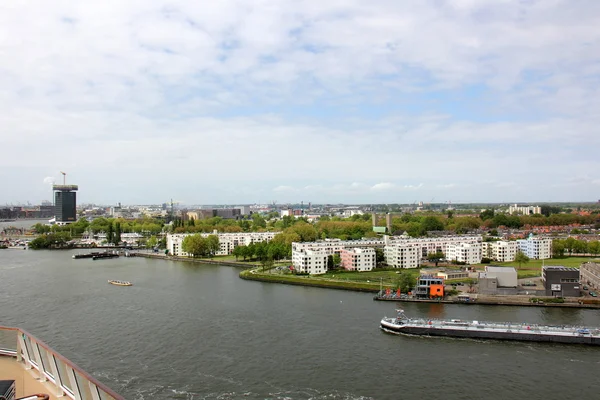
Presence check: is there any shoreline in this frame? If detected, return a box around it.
[131,252,600,309]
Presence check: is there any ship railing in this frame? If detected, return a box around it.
[0,326,124,400]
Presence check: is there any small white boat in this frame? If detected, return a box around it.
[108,280,132,286]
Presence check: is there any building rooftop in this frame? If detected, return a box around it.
[485,266,517,273]
[543,266,579,271]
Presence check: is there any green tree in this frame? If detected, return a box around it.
[106,224,114,244]
[33,223,51,234]
[552,239,566,258]
[427,251,445,267]
[514,250,530,268]
[206,235,220,257]
[332,253,341,268]
[395,271,417,293]
[114,222,121,245]
[588,241,600,256]
[181,234,208,257]
[564,237,576,255]
[147,236,158,249]
[479,209,495,221]
[422,216,445,232]
[375,248,385,266]
[251,214,267,230]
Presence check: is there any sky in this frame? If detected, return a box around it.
[1,0,599,206]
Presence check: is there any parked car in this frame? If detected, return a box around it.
[583,286,589,290]
[590,291,597,297]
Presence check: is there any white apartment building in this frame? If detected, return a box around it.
[389,236,482,260]
[446,242,482,265]
[292,238,385,256]
[292,249,328,275]
[482,240,519,262]
[167,232,276,256]
[508,204,542,215]
[516,235,552,259]
[384,243,420,269]
[340,248,376,271]
[291,235,483,270]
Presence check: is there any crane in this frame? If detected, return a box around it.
[60,171,66,185]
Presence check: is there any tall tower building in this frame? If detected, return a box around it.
[52,183,78,225]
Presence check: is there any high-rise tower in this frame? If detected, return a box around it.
[52,172,78,225]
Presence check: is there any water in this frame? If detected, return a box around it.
[1,249,600,399]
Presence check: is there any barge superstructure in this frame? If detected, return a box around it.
[381,310,600,345]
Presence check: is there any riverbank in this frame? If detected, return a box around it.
[134,252,600,309]
[239,269,384,292]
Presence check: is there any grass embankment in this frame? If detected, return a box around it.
[475,257,599,279]
[203,254,290,267]
[240,268,399,292]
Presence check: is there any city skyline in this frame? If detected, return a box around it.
[1,1,599,204]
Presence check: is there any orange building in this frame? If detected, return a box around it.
[429,284,444,298]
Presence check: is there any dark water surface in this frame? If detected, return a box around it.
[1,249,600,400]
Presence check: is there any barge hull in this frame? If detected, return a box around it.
[381,322,600,345]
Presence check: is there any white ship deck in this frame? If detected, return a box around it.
[0,326,123,399]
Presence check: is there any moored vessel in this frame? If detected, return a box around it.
[108,280,132,286]
[381,309,600,345]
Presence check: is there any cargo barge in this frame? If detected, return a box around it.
[380,309,600,345]
[73,251,120,260]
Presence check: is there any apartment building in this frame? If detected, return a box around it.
[516,235,552,259]
[292,249,328,275]
[292,238,385,256]
[391,236,482,259]
[340,248,376,271]
[446,242,482,264]
[167,232,276,256]
[292,235,483,270]
[384,243,420,269]
[508,204,541,215]
[482,240,519,262]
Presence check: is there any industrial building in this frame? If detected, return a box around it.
[478,266,518,295]
[542,266,580,297]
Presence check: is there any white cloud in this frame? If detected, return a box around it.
[371,182,395,191]
[273,186,297,193]
[0,1,598,204]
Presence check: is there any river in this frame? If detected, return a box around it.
[1,236,600,399]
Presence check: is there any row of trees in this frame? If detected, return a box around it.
[232,241,290,262]
[552,238,600,257]
[169,210,600,242]
[29,232,72,249]
[181,234,220,258]
[33,217,165,237]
